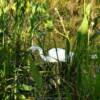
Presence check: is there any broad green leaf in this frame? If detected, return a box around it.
[16,94,26,100]
[78,15,88,35]
[18,84,33,91]
[78,3,91,35]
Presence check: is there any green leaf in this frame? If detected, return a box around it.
[78,15,88,35]
[95,73,100,93]
[78,3,91,35]
[37,5,46,13]
[0,29,4,37]
[18,84,33,91]
[45,20,53,30]
[16,94,26,100]
[30,63,43,89]
[32,4,36,15]
[85,3,91,18]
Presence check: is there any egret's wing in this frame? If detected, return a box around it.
[48,48,65,62]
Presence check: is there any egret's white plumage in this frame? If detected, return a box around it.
[28,45,98,62]
[48,48,65,62]
[28,45,74,62]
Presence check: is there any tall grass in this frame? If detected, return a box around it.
[0,0,100,99]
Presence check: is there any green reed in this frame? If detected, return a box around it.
[0,0,100,99]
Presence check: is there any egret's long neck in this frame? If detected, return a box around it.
[37,47,47,61]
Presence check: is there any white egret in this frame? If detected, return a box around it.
[27,45,98,62]
[27,45,74,62]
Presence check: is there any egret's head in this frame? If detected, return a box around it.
[27,45,41,53]
[27,45,37,52]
